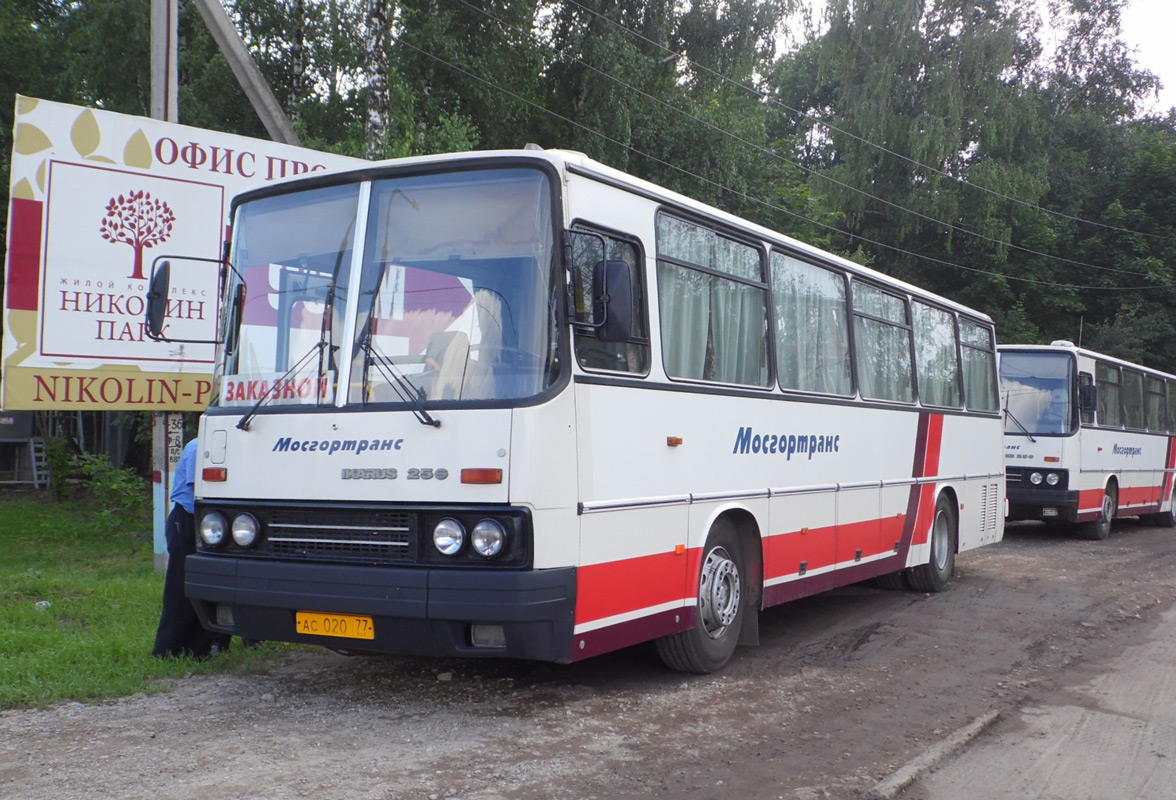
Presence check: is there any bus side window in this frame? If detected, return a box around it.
[570,228,649,374]
[1123,369,1145,429]
[1078,373,1095,425]
[1145,375,1165,430]
[852,282,914,403]
[770,253,852,396]
[959,320,999,412]
[1168,380,1176,432]
[1096,362,1122,427]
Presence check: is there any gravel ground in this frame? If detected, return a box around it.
[3,519,1175,800]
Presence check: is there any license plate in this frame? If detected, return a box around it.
[295,611,375,640]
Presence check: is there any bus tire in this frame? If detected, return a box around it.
[907,496,957,593]
[656,521,745,674]
[1078,483,1116,540]
[1147,486,1176,528]
[874,571,909,591]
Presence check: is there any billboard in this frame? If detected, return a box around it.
[2,95,366,410]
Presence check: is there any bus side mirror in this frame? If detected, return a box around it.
[225,284,246,356]
[145,260,171,340]
[594,259,633,343]
[1079,383,1098,412]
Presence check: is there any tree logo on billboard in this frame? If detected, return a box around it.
[99,190,177,280]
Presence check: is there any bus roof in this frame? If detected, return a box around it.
[234,147,994,324]
[998,342,1176,381]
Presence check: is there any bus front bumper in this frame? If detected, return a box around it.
[1006,487,1080,522]
[184,555,577,663]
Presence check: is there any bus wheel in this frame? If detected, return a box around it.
[1147,486,1176,528]
[656,522,745,673]
[1078,484,1116,540]
[874,571,909,591]
[907,496,957,593]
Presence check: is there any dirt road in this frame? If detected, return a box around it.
[3,519,1176,800]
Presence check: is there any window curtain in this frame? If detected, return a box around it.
[658,262,710,379]
[772,254,851,395]
[853,284,913,402]
[657,214,767,386]
[912,302,961,407]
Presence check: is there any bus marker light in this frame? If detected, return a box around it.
[461,468,502,484]
[667,436,683,447]
[203,467,228,482]
[675,544,685,555]
[1044,456,1060,463]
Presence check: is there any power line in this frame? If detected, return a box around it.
[560,0,1176,246]
[393,36,1168,292]
[458,0,1154,278]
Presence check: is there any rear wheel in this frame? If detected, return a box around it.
[1146,486,1176,528]
[907,496,957,593]
[874,571,909,591]
[656,521,746,673]
[1078,483,1116,540]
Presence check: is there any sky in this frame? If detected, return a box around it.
[1119,0,1176,113]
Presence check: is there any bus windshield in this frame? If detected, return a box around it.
[999,351,1074,435]
[350,168,558,404]
[214,167,559,411]
[218,183,361,409]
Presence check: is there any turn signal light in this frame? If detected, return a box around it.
[202,467,228,482]
[461,468,503,484]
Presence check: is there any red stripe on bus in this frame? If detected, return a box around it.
[1120,485,1163,506]
[1080,484,1166,513]
[577,414,948,630]
[913,414,944,546]
[575,549,699,626]
[1164,438,1176,503]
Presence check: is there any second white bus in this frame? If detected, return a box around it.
[999,341,1176,538]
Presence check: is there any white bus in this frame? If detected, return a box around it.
[147,148,1005,672]
[999,341,1176,539]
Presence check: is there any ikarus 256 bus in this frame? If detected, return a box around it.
[999,341,1176,539]
[147,148,1006,672]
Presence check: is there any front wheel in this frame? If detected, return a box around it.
[1078,484,1116,540]
[907,496,957,593]
[656,522,746,673]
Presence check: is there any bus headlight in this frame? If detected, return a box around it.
[1029,472,1044,485]
[1045,472,1060,486]
[200,512,227,547]
[433,518,465,556]
[471,519,506,558]
[231,513,260,547]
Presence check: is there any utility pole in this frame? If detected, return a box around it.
[150,0,182,574]
[190,0,301,146]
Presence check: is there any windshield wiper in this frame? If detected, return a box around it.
[1003,393,1037,443]
[360,312,441,428]
[236,341,329,431]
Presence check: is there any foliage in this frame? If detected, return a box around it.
[2,0,1176,371]
[44,438,74,501]
[73,452,150,518]
[0,496,282,709]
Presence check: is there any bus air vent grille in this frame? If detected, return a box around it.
[263,508,416,563]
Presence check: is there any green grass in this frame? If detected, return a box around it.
[0,494,283,709]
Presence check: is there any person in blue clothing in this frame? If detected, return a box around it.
[152,439,231,658]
